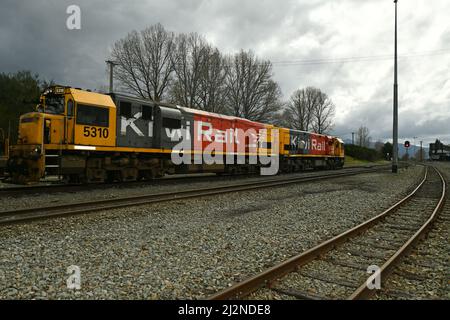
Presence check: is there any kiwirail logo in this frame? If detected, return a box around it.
[66,5,81,30]
[170,124,280,176]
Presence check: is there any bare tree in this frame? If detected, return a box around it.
[285,87,335,133]
[197,47,228,113]
[312,91,335,134]
[111,23,175,101]
[170,33,210,108]
[286,87,321,131]
[111,24,289,122]
[225,50,281,122]
[357,126,371,147]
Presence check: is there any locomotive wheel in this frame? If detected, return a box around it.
[86,168,106,183]
[119,168,138,182]
[67,174,81,184]
[105,171,116,183]
[11,173,27,185]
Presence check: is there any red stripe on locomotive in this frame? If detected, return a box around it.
[193,112,266,154]
[308,133,329,156]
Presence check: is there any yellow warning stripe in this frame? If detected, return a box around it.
[45,144,342,158]
[44,144,277,157]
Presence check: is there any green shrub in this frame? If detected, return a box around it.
[345,144,381,162]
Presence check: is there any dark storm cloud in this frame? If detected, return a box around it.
[0,0,178,89]
[0,0,448,144]
[0,0,115,89]
[0,0,322,88]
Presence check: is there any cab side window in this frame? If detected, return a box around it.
[120,102,132,118]
[142,105,153,120]
[67,99,74,117]
[76,104,109,127]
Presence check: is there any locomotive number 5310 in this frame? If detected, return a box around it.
[83,126,109,139]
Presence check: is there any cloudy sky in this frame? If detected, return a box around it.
[1,0,449,145]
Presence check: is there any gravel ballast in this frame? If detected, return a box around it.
[0,165,423,299]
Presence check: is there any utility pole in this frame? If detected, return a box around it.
[352,132,355,145]
[392,0,399,173]
[105,60,118,93]
[413,136,417,159]
[420,141,423,162]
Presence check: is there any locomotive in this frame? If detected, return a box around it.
[7,86,344,184]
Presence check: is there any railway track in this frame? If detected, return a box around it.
[0,173,220,197]
[0,166,389,225]
[373,165,449,299]
[208,165,446,300]
[0,164,389,197]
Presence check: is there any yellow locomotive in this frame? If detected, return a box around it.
[10,86,153,183]
[8,87,103,183]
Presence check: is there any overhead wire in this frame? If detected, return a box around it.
[270,48,450,66]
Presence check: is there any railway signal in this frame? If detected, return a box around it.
[404,140,410,166]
